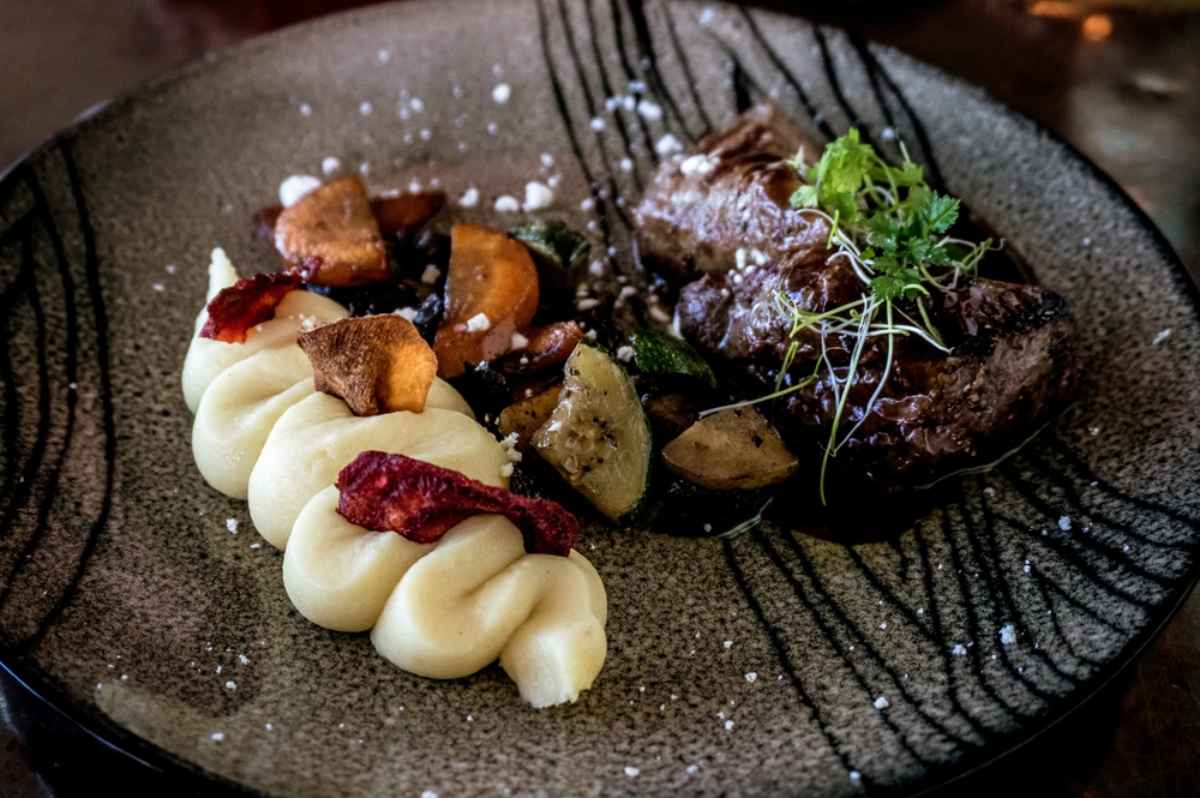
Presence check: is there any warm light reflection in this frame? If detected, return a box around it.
[1082,13,1114,41]
[1030,1,1082,19]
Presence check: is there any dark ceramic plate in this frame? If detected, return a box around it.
[1,1,1197,795]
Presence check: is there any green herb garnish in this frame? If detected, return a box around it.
[769,129,997,503]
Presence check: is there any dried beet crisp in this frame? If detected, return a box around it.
[200,271,302,343]
[336,451,578,557]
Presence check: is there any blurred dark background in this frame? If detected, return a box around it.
[2,1,1198,796]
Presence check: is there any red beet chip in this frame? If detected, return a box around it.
[199,271,303,343]
[336,451,578,557]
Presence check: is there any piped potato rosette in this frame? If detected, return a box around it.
[181,247,607,707]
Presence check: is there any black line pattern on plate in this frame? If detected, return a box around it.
[605,0,659,165]
[0,209,37,515]
[721,537,866,785]
[0,164,82,614]
[19,140,117,651]
[582,0,647,193]
[620,0,696,143]
[659,3,714,135]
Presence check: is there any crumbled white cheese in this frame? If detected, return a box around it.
[637,99,664,121]
[494,195,521,213]
[278,174,321,207]
[152,282,165,292]
[492,83,512,104]
[999,624,1016,646]
[880,126,897,141]
[226,518,238,535]
[377,48,391,64]
[359,100,374,116]
[547,174,561,189]
[465,313,491,332]
[510,332,529,350]
[358,161,370,176]
[320,156,341,176]
[616,345,635,362]
[500,463,514,479]
[209,732,225,742]
[459,186,480,208]
[590,117,606,131]
[486,121,499,135]
[577,298,601,311]
[699,8,715,25]
[848,770,862,785]
[523,181,555,211]
[394,307,418,322]
[580,197,595,212]
[421,264,441,284]
[1153,328,1172,345]
[410,97,425,113]
[744,672,758,683]
[655,133,683,157]
[619,157,634,172]
[419,128,432,141]
[873,696,890,710]
[540,152,555,168]
[724,720,735,731]
[624,766,640,778]
[298,102,312,117]
[951,643,967,656]
[628,80,647,94]
[680,153,719,178]
[1057,515,1072,531]
[225,680,237,690]
[589,260,606,277]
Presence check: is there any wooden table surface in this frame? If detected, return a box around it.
[2,1,1198,796]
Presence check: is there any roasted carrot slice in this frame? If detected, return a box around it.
[275,176,389,287]
[433,224,539,378]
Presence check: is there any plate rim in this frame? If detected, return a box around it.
[1,2,1197,794]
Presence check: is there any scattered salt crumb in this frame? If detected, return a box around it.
[1023,560,1031,574]
[209,732,225,742]
[298,102,312,117]
[511,332,529,350]
[1057,515,1072,532]
[540,152,555,168]
[421,264,442,284]
[1081,236,1092,247]
[492,83,512,104]
[278,175,321,207]
[744,672,758,683]
[238,654,250,665]
[999,624,1016,646]
[152,282,165,292]
[699,7,715,25]
[486,121,499,135]
[880,126,897,141]
[982,486,996,498]
[358,162,370,176]
[873,696,890,710]
[321,156,341,176]
[165,263,177,274]
[624,766,640,777]
[628,80,647,94]
[459,186,480,208]
[879,622,888,631]
[951,643,967,656]
[421,791,439,798]
[724,719,735,731]
[377,48,391,64]
[466,313,491,333]
[1123,544,1131,553]
[687,764,700,775]
[637,99,664,121]
[849,770,862,785]
[619,157,634,172]
[394,307,418,321]
[580,197,595,212]
[494,195,521,213]
[226,518,238,535]
[523,181,555,211]
[723,640,733,649]
[359,101,374,116]
[1153,328,1172,345]
[419,128,432,141]
[410,97,425,113]
[590,117,606,131]
[225,680,237,690]
[656,133,683,157]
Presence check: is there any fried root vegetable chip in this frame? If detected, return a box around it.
[298,315,437,416]
[336,451,578,556]
[275,176,389,287]
[199,271,303,343]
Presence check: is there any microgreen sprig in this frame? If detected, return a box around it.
[778,129,994,503]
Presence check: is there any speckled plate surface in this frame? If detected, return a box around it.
[1,1,1198,795]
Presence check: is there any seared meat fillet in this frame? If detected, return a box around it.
[635,103,830,284]
[636,104,1078,490]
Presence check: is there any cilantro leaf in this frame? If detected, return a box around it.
[921,193,960,235]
